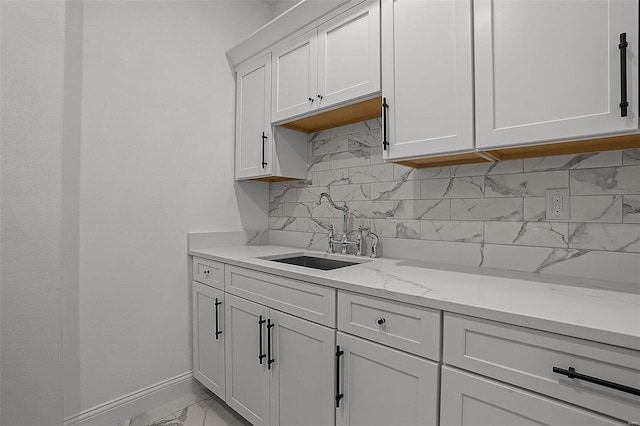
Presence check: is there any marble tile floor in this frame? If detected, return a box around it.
[119,387,251,426]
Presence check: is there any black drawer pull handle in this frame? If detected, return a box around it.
[336,345,345,407]
[267,319,275,369]
[214,298,222,340]
[382,98,389,151]
[553,366,640,396]
[261,132,268,169]
[258,316,266,364]
[619,33,629,117]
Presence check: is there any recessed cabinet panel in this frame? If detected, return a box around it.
[318,0,381,108]
[382,0,474,160]
[225,294,270,426]
[193,282,225,399]
[269,310,335,426]
[444,313,640,423]
[235,53,272,179]
[336,332,439,426]
[475,0,639,149]
[441,367,626,426]
[272,30,318,122]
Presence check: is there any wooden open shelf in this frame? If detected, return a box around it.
[395,151,491,168]
[394,133,640,169]
[280,96,382,133]
[486,133,640,161]
[249,176,302,183]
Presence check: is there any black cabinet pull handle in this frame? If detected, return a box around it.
[619,33,629,117]
[308,97,315,103]
[258,316,266,364]
[382,98,389,151]
[335,345,345,407]
[317,94,323,100]
[214,298,222,340]
[553,366,640,396]
[261,132,268,168]
[267,319,275,369]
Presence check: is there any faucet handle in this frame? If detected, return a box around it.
[367,230,379,258]
[327,224,335,254]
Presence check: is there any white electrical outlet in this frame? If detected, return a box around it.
[546,188,570,220]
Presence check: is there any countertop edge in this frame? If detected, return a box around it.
[188,248,640,351]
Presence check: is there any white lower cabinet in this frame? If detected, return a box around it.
[440,367,625,426]
[192,282,226,400]
[336,332,439,426]
[269,309,335,426]
[225,292,335,426]
[225,293,270,425]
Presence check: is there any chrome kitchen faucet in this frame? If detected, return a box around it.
[317,193,359,255]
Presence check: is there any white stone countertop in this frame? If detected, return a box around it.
[189,245,640,351]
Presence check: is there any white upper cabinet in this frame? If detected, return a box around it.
[272,29,319,122]
[235,54,307,181]
[382,0,474,160]
[235,53,272,179]
[474,0,639,149]
[273,0,381,123]
[317,0,381,108]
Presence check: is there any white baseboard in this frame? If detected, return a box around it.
[63,371,196,426]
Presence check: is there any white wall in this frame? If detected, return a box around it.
[0,1,66,425]
[65,0,273,417]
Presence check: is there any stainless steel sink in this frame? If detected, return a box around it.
[261,254,366,270]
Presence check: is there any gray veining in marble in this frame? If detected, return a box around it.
[420,176,484,199]
[450,198,523,221]
[371,219,421,239]
[349,163,395,183]
[569,223,640,252]
[523,197,546,221]
[451,159,523,177]
[523,151,622,172]
[268,119,640,260]
[569,195,622,223]
[623,148,640,165]
[420,220,483,243]
[485,222,569,248]
[570,165,640,195]
[485,171,568,197]
[371,179,421,200]
[623,195,640,223]
[393,199,450,220]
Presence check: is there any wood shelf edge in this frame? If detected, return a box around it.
[280,96,382,133]
[393,133,640,169]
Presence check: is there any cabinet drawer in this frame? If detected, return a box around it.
[192,257,224,290]
[225,266,336,327]
[444,313,640,424]
[441,367,625,426]
[338,291,441,360]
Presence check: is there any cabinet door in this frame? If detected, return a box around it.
[193,282,225,399]
[225,293,270,426]
[336,332,438,426]
[272,29,318,122]
[235,53,272,179]
[382,0,474,160]
[441,367,626,426]
[269,310,335,426]
[475,0,639,149]
[317,0,380,109]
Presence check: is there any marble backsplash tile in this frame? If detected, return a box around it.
[269,120,640,256]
